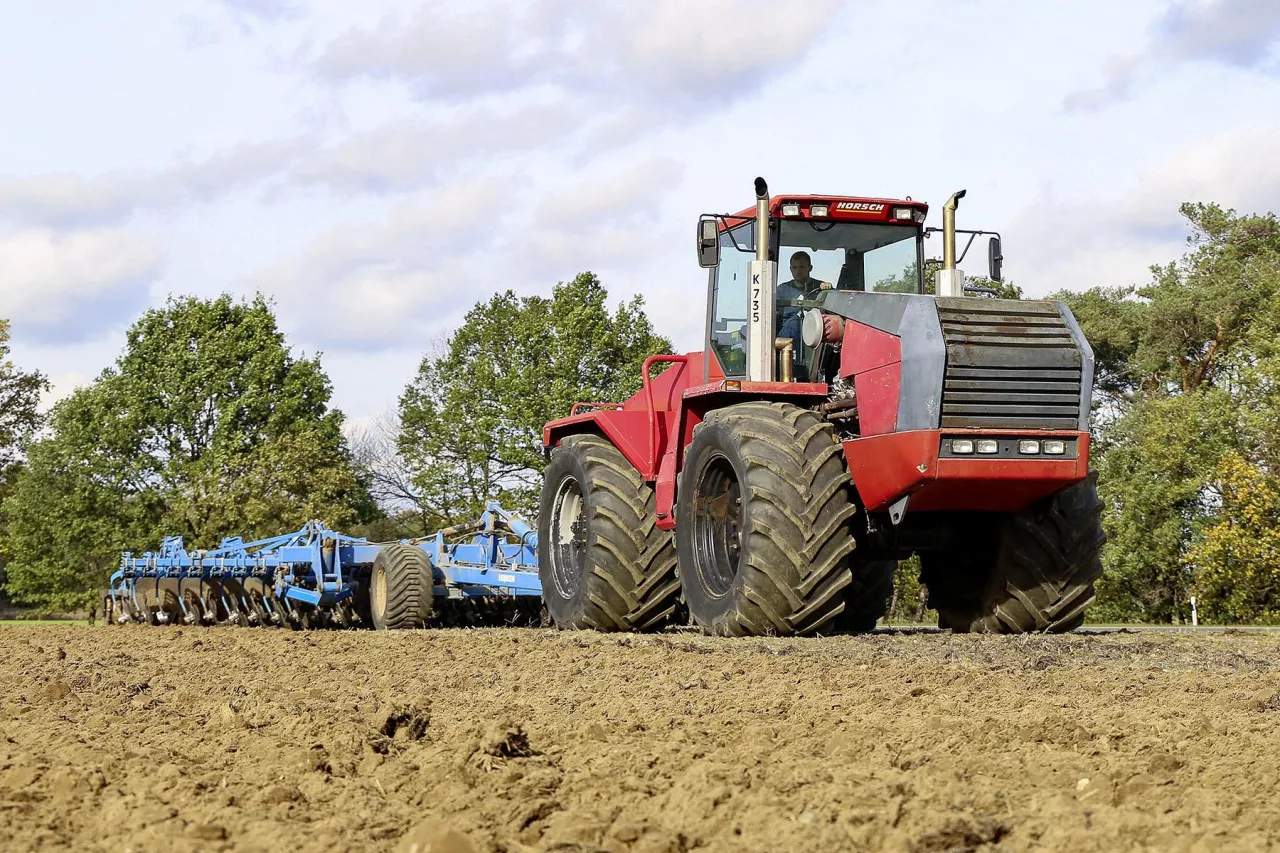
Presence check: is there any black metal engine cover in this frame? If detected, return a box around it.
[819,292,1094,432]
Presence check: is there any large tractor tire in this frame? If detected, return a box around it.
[538,434,681,631]
[369,544,432,630]
[924,472,1106,633]
[676,402,857,637]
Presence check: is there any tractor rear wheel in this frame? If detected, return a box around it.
[925,473,1105,633]
[676,402,856,637]
[538,434,680,631]
[370,544,432,630]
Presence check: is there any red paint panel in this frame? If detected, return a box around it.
[721,196,929,228]
[843,430,1090,513]
[839,320,902,437]
[853,363,901,436]
[839,320,901,375]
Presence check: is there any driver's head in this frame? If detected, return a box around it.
[789,252,813,284]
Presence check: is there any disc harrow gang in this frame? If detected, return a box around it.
[105,503,542,630]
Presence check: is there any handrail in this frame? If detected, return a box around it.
[642,354,690,476]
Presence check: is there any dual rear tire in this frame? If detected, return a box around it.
[921,472,1106,633]
[538,435,681,631]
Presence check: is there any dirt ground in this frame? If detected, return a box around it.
[1,627,1278,853]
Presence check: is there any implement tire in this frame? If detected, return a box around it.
[370,544,432,630]
[676,402,856,637]
[934,472,1106,634]
[538,434,680,631]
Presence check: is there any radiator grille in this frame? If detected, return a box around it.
[935,300,1082,430]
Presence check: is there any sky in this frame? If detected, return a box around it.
[2,0,1280,430]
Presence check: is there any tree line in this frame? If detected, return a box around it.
[2,203,1278,623]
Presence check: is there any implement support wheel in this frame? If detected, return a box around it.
[676,401,857,637]
[370,544,432,630]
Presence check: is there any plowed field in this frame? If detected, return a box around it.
[1,626,1278,852]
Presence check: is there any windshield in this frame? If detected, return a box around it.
[778,221,921,294]
[707,218,922,381]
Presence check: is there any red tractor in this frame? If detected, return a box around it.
[537,178,1103,636]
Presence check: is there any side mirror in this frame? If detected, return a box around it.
[988,236,1003,282]
[697,217,720,269]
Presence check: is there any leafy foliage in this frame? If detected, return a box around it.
[1188,453,1280,624]
[1063,203,1280,623]
[399,273,670,522]
[0,320,47,467]
[1,295,372,612]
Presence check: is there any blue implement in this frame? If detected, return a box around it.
[105,502,542,629]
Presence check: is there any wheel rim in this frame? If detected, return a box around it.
[549,475,586,598]
[691,453,743,598]
[372,564,388,625]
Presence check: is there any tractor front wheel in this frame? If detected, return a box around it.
[676,402,856,637]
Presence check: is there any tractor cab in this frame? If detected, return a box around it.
[698,193,927,381]
[696,185,1003,383]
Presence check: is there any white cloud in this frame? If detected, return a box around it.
[290,102,575,194]
[1010,128,1280,296]
[256,179,510,349]
[0,228,161,340]
[313,0,838,111]
[1066,0,1280,110]
[0,138,306,228]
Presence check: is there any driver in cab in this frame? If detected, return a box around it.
[778,251,833,354]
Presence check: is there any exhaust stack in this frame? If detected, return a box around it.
[936,189,967,298]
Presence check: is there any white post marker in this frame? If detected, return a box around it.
[746,259,777,382]
[936,268,966,298]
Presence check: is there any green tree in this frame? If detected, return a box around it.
[1,294,373,612]
[1188,452,1280,624]
[399,273,671,523]
[1060,203,1280,623]
[0,319,49,611]
[0,320,47,467]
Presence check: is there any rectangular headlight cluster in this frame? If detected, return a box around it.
[781,203,801,217]
[950,439,998,454]
[809,204,828,217]
[950,438,1070,456]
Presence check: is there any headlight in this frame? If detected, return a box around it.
[781,203,801,217]
[1043,440,1066,455]
[951,439,974,454]
[1018,440,1041,455]
[976,439,999,454]
[892,207,913,221]
[809,204,828,217]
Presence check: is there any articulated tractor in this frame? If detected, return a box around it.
[538,178,1103,635]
